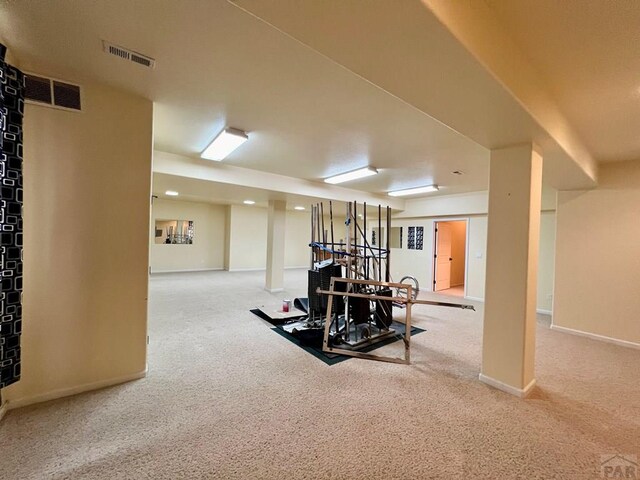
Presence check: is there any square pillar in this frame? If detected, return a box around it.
[265,200,286,292]
[480,144,542,397]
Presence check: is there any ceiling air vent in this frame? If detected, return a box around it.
[102,40,156,69]
[24,74,82,111]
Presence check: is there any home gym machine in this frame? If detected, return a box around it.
[291,200,475,364]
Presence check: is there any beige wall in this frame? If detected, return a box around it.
[390,216,485,299]
[4,80,153,406]
[150,199,226,272]
[537,212,556,312]
[389,218,432,291]
[226,205,310,271]
[227,205,268,270]
[284,210,311,268]
[466,216,488,300]
[390,191,556,311]
[554,161,640,344]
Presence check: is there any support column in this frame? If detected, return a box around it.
[265,200,286,292]
[480,144,542,397]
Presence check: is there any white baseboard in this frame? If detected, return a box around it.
[479,373,536,398]
[265,287,284,293]
[0,400,7,422]
[227,268,266,272]
[461,296,552,317]
[550,324,640,350]
[151,268,223,274]
[464,296,484,302]
[5,368,148,410]
[228,267,307,272]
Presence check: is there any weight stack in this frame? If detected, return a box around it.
[375,287,393,329]
[350,288,371,324]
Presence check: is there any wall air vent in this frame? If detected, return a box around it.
[24,74,82,111]
[102,40,156,69]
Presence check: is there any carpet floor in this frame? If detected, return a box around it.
[0,269,638,479]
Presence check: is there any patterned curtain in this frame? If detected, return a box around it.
[0,44,24,389]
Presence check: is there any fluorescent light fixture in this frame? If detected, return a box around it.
[294,206,305,211]
[165,190,179,196]
[324,167,377,185]
[243,200,255,205]
[388,185,439,197]
[201,127,248,161]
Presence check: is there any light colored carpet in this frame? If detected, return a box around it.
[1,269,638,479]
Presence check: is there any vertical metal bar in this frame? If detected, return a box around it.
[353,201,358,278]
[316,203,321,250]
[363,202,368,280]
[320,202,325,248]
[378,204,382,283]
[386,206,391,282]
[310,204,315,266]
[345,202,351,341]
[323,277,336,351]
[329,201,335,263]
[405,285,412,364]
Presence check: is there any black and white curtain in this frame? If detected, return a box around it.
[0,44,24,389]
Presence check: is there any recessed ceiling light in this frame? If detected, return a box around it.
[324,167,378,184]
[294,206,305,211]
[388,185,439,197]
[451,170,464,175]
[243,200,255,205]
[201,127,248,161]
[165,190,179,196]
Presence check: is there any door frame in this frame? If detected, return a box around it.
[431,217,470,297]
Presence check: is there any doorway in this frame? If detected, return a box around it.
[433,220,468,297]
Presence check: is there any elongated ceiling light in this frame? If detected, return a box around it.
[324,167,377,185]
[388,185,439,197]
[201,127,248,161]
[165,190,179,196]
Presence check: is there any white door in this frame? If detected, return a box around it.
[434,222,452,291]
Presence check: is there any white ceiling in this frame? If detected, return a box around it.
[153,172,396,217]
[486,0,640,163]
[230,0,598,189]
[0,0,489,199]
[2,0,631,206]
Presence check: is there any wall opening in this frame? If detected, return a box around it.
[432,220,468,297]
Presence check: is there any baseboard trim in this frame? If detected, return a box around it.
[550,324,640,350]
[6,368,148,410]
[464,296,484,302]
[226,267,308,272]
[0,400,7,422]
[151,268,223,274]
[461,297,553,317]
[479,373,536,398]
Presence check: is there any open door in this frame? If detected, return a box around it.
[434,222,452,291]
